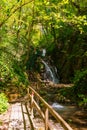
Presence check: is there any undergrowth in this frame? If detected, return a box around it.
[0,93,8,114]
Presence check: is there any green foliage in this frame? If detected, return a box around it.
[0,46,29,91]
[0,93,8,114]
[12,61,29,87]
[78,94,87,108]
[58,69,87,107]
[72,69,87,107]
[0,0,87,108]
[73,69,87,95]
[73,69,87,85]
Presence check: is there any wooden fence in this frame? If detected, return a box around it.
[21,86,73,130]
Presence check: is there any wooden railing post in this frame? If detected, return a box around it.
[31,92,34,119]
[27,88,30,107]
[45,108,49,130]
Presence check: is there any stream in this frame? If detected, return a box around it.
[51,102,87,130]
[41,60,87,130]
[52,102,77,119]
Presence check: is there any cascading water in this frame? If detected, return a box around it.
[52,103,64,109]
[42,60,59,84]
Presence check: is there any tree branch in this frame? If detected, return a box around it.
[0,0,34,27]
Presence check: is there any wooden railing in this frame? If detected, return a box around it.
[21,86,73,130]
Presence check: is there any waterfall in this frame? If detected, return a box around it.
[42,60,59,84]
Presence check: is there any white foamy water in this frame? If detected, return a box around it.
[52,103,64,109]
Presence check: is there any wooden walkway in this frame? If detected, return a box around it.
[0,86,73,130]
[8,103,65,130]
[8,103,30,130]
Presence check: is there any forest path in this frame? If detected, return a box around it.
[8,103,30,130]
[0,103,65,130]
[0,103,44,130]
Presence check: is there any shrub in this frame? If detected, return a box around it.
[73,69,87,107]
[0,93,8,114]
[73,69,87,95]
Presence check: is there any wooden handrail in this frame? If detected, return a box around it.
[27,86,73,130]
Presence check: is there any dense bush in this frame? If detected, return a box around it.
[73,69,87,107]
[73,69,87,94]
[0,49,29,92]
[0,93,8,114]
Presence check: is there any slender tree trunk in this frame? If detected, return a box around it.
[24,0,35,65]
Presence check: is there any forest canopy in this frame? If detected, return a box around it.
[0,0,87,107]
